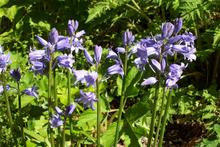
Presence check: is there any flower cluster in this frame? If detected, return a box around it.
[107,30,135,77]
[29,19,85,75]
[50,103,76,128]
[74,45,103,110]
[134,18,196,88]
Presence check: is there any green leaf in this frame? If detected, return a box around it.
[125,101,150,123]
[77,109,97,130]
[213,28,220,47]
[101,121,123,147]
[214,124,220,138]
[24,128,45,143]
[86,2,110,23]
[123,119,141,147]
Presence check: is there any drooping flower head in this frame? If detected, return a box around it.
[10,68,21,82]
[123,29,135,46]
[65,103,76,116]
[50,114,63,128]
[0,47,10,73]
[23,85,38,98]
[94,45,102,64]
[57,54,75,69]
[166,63,186,88]
[76,90,97,110]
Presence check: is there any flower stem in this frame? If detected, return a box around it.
[114,46,128,147]
[53,70,57,106]
[147,83,160,147]
[153,86,166,147]
[48,53,54,147]
[62,117,67,147]
[17,82,26,146]
[67,70,73,145]
[96,64,101,147]
[2,73,14,138]
[158,89,172,147]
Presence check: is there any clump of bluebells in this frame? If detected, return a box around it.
[131,18,196,146]
[0,17,197,147]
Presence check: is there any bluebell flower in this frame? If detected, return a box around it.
[162,22,174,39]
[84,49,94,65]
[173,18,183,34]
[55,106,63,115]
[84,71,98,87]
[30,61,46,75]
[73,70,88,84]
[23,85,38,98]
[76,90,97,110]
[68,20,79,36]
[29,49,48,61]
[94,45,102,64]
[65,103,76,115]
[141,77,158,86]
[166,63,186,88]
[50,114,63,128]
[0,85,10,94]
[10,68,21,82]
[0,52,10,73]
[57,54,74,69]
[36,28,67,53]
[123,29,135,46]
[107,62,124,77]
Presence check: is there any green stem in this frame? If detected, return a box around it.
[158,89,172,147]
[62,118,66,147]
[147,83,160,147]
[54,70,57,106]
[114,46,128,147]
[153,86,166,147]
[67,70,73,145]
[2,73,14,138]
[96,64,101,147]
[17,82,26,146]
[48,53,54,147]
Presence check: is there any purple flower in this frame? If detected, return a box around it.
[55,106,63,115]
[50,114,63,128]
[57,54,74,69]
[162,22,174,39]
[107,62,124,77]
[23,85,38,98]
[141,77,158,86]
[94,45,102,64]
[84,71,98,87]
[106,49,118,60]
[10,68,21,82]
[73,70,88,84]
[68,20,79,36]
[48,28,59,45]
[0,53,10,73]
[30,61,46,75]
[29,49,47,61]
[166,63,186,88]
[115,47,125,53]
[76,90,97,110]
[84,49,94,65]
[0,85,10,94]
[173,18,183,34]
[123,29,135,46]
[65,103,76,115]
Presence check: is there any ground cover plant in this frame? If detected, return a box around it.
[0,0,220,147]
